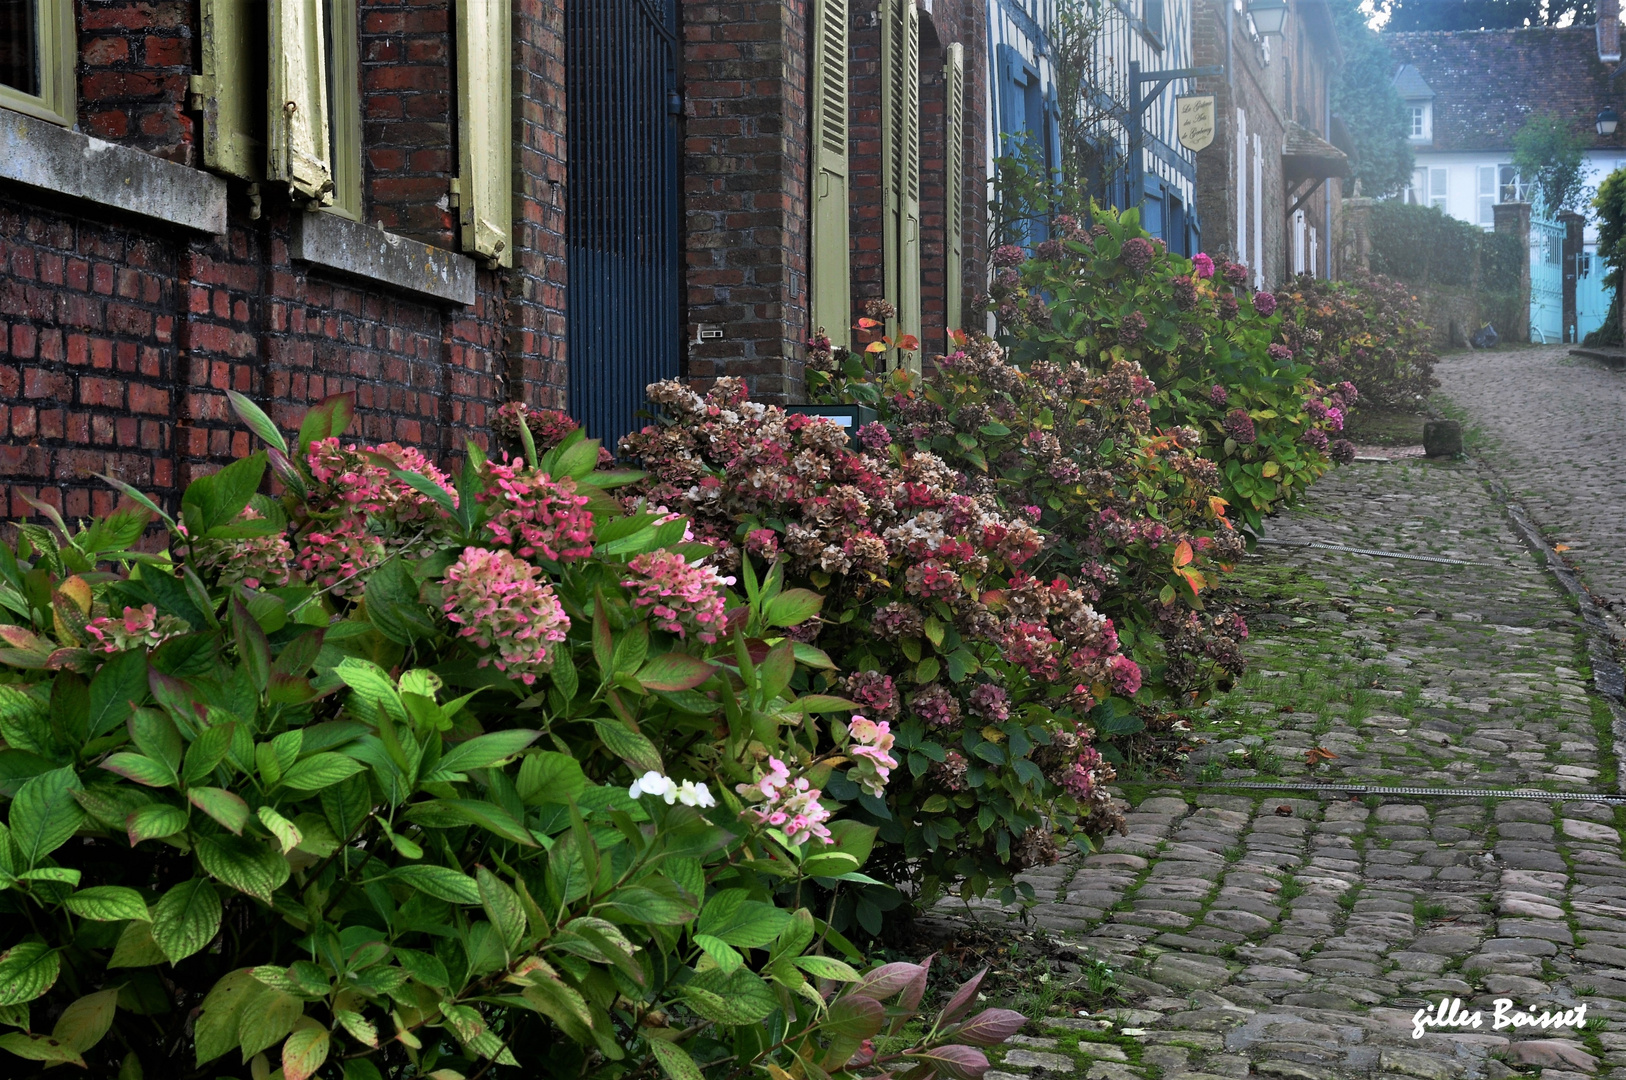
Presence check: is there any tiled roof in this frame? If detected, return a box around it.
[1386,26,1626,152]
[1283,121,1349,179]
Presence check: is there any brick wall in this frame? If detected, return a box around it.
[361,0,457,247]
[77,0,194,163]
[0,1,566,518]
[680,0,811,403]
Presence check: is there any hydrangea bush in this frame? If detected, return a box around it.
[986,205,1350,533]
[1272,272,1439,410]
[808,332,1252,705]
[619,379,1128,915]
[0,393,1025,1079]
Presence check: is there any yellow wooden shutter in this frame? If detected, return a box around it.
[195,0,262,179]
[268,0,334,204]
[944,42,964,344]
[898,0,921,373]
[810,0,851,347]
[457,0,514,267]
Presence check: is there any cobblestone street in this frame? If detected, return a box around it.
[1435,346,1626,646]
[951,382,1626,1079]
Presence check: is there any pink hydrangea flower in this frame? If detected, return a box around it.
[622,549,733,642]
[846,715,898,797]
[1108,654,1143,695]
[482,461,596,563]
[735,756,833,844]
[441,546,571,685]
[83,604,188,653]
[296,516,386,599]
[1192,252,1215,279]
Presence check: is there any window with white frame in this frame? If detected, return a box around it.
[1478,164,1496,224]
[0,0,74,125]
[1498,164,1525,204]
[1403,168,1425,205]
[1429,166,1447,210]
[1408,103,1431,142]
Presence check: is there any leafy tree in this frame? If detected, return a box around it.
[1329,0,1414,197]
[1375,0,1593,31]
[1512,112,1588,213]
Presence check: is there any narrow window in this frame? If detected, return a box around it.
[1410,106,1424,138]
[1477,164,1496,224]
[1429,166,1447,211]
[0,0,74,125]
[810,0,852,345]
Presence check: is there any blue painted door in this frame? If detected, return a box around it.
[566,0,683,453]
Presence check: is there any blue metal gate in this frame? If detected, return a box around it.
[566,0,682,453]
[1575,251,1614,342]
[1530,214,1563,343]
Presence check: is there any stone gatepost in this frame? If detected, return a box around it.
[1560,210,1585,343]
[1494,202,1532,344]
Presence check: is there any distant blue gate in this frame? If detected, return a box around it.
[1575,251,1614,342]
[566,0,683,452]
[1530,214,1563,343]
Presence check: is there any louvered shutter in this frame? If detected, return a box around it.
[457,0,514,266]
[943,42,964,343]
[810,0,851,347]
[880,0,904,357]
[196,0,262,179]
[268,0,334,204]
[898,0,921,371]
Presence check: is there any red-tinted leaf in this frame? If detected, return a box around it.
[856,318,882,329]
[898,335,921,351]
[865,341,888,354]
[636,653,716,692]
[855,961,924,1001]
[935,966,984,1025]
[911,1044,988,1080]
[899,952,932,1011]
[951,1008,1026,1047]
[823,994,886,1041]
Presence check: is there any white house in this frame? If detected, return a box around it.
[1385,7,1626,338]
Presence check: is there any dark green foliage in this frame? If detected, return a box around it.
[1376,0,1592,31]
[1512,112,1588,214]
[1329,0,1414,198]
[1368,200,1521,293]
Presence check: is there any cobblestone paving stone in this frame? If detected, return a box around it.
[1433,346,1626,645]
[949,456,1626,1079]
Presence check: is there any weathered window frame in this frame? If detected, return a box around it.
[0,0,75,127]
[324,0,362,219]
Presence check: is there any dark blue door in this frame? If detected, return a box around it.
[566,0,682,453]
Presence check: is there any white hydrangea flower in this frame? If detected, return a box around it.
[628,771,674,800]
[676,780,716,808]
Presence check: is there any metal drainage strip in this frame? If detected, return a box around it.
[1181,781,1626,804]
[1253,538,1475,566]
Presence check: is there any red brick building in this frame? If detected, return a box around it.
[0,0,989,517]
[1192,0,1348,288]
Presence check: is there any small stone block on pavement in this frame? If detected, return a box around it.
[1422,419,1463,457]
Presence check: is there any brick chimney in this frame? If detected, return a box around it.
[1600,0,1621,64]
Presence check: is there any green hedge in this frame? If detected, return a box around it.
[1368,201,1521,294]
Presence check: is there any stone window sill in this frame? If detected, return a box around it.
[291,212,477,306]
[0,107,227,234]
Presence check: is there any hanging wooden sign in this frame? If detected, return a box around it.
[1177,95,1216,152]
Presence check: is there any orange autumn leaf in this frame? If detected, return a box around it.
[1173,540,1193,568]
[1554,543,1570,552]
[865,341,888,353]
[898,334,921,350]
[1209,496,1229,518]
[857,317,882,329]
